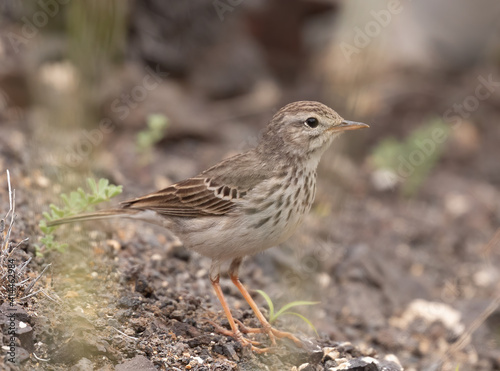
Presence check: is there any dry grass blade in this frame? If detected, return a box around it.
[15,255,31,275]
[2,170,15,257]
[482,227,500,259]
[0,170,30,306]
[438,295,500,369]
[24,263,51,295]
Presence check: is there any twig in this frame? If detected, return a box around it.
[24,263,51,295]
[437,294,500,370]
[5,205,15,251]
[41,289,60,302]
[2,170,14,257]
[7,237,29,260]
[16,256,32,275]
[482,227,500,260]
[449,295,500,353]
[32,353,50,362]
[20,288,43,300]
[5,169,12,220]
[5,170,15,247]
[19,288,58,303]
[15,278,30,286]
[112,326,139,340]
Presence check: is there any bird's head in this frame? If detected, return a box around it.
[259,101,369,161]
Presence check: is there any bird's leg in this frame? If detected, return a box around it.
[228,258,303,347]
[208,264,264,350]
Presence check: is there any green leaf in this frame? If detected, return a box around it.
[371,137,402,170]
[106,185,123,198]
[40,234,53,246]
[61,193,72,208]
[272,301,320,322]
[255,290,275,320]
[148,114,169,131]
[40,177,123,255]
[39,220,55,234]
[77,187,87,200]
[87,178,98,194]
[98,178,108,189]
[98,178,109,196]
[136,114,169,154]
[371,118,450,197]
[49,204,65,218]
[281,311,319,337]
[55,242,68,252]
[35,245,45,258]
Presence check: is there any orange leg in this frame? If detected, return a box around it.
[209,273,269,352]
[228,258,303,347]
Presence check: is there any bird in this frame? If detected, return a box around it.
[47,101,369,352]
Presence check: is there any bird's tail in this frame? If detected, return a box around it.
[46,208,140,227]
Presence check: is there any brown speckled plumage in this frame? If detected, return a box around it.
[47,101,368,351]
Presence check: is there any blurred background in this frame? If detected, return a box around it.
[1,0,500,370]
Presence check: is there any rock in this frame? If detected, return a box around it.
[115,355,156,371]
[0,303,30,322]
[117,295,142,309]
[169,310,184,322]
[70,357,94,371]
[328,356,403,371]
[391,299,465,337]
[17,320,34,352]
[95,364,115,371]
[171,244,190,262]
[11,347,30,363]
[134,274,154,297]
[170,320,201,337]
[221,343,239,362]
[298,363,314,371]
[187,334,214,348]
[52,338,104,364]
[323,347,341,361]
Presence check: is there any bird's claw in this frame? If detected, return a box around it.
[205,318,276,352]
[234,319,303,348]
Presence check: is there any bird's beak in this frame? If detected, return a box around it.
[329,120,370,133]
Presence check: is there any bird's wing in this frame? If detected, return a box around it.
[120,177,244,217]
[121,152,269,218]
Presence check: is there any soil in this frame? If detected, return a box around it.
[1,2,500,371]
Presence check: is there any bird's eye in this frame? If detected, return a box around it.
[304,117,319,128]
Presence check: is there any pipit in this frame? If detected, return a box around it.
[48,101,368,351]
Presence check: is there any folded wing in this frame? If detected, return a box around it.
[121,177,241,217]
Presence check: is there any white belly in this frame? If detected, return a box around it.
[179,167,317,262]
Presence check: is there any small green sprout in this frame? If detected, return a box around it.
[256,290,320,336]
[38,178,122,255]
[136,114,169,154]
[371,118,450,197]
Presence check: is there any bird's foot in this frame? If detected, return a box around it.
[205,319,273,353]
[235,319,303,348]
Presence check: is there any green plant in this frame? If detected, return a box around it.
[136,114,169,154]
[38,178,122,255]
[256,290,319,336]
[371,119,450,197]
